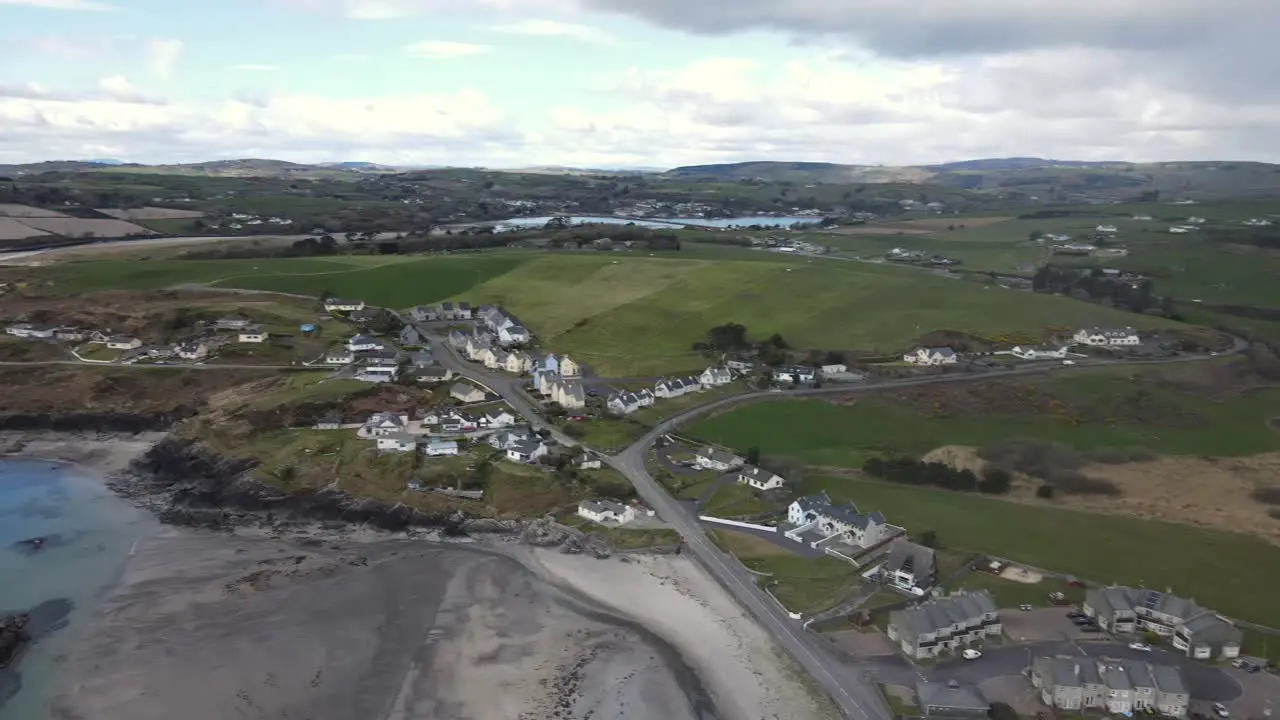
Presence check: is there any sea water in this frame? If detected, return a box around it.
[0,458,152,719]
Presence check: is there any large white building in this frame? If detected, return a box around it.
[578,499,636,524]
[1073,327,1141,346]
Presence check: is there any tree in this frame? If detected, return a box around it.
[746,446,761,466]
[919,530,938,548]
[765,333,790,350]
[988,702,1019,720]
[1160,295,1176,317]
[1028,230,1044,242]
[1035,484,1055,499]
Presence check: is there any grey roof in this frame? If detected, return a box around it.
[923,347,957,357]
[417,366,449,378]
[885,540,936,584]
[325,297,361,305]
[1179,613,1243,646]
[1087,586,1204,623]
[1119,660,1154,689]
[510,439,541,455]
[451,382,482,397]
[1035,657,1100,689]
[889,591,997,641]
[1151,664,1188,695]
[581,499,628,515]
[425,439,457,450]
[1100,664,1133,691]
[697,447,742,464]
[380,432,416,444]
[350,333,378,345]
[915,682,986,713]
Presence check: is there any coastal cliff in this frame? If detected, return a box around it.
[119,437,518,534]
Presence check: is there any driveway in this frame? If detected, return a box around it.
[702,521,829,559]
[1002,608,1097,642]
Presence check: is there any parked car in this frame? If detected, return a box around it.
[962,649,982,660]
[1128,642,1152,652]
[1072,617,1094,625]
[1231,659,1247,669]
[1067,611,1087,619]
[1213,703,1230,718]
[1019,604,1034,611]
[1079,626,1104,633]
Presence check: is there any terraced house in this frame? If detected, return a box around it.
[1083,587,1242,659]
[1030,657,1189,719]
[784,492,892,549]
[887,590,1000,659]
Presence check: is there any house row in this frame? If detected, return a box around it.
[606,366,736,416]
[487,428,549,463]
[478,305,531,346]
[538,375,586,409]
[654,375,703,399]
[479,347,536,374]
[375,434,460,456]
[886,590,1001,659]
[785,492,892,549]
[1010,345,1069,361]
[607,389,655,415]
[438,301,473,320]
[1031,657,1189,719]
[1073,327,1141,346]
[6,323,90,341]
[1083,586,1242,659]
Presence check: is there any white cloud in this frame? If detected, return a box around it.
[232,65,281,72]
[146,39,183,79]
[403,40,491,59]
[0,0,117,10]
[485,19,630,46]
[0,84,517,165]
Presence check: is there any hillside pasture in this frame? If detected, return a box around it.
[14,217,155,237]
[98,207,205,220]
[0,218,50,240]
[0,203,70,217]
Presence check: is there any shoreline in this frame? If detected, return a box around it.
[2,431,835,719]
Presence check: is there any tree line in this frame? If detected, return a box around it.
[861,456,1012,495]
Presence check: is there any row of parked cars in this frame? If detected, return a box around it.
[1066,609,1105,634]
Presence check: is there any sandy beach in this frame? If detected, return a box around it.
[0,431,168,478]
[520,548,839,720]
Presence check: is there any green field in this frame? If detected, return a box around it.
[691,368,1280,464]
[446,254,1173,376]
[803,476,1280,630]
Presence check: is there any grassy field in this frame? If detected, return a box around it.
[701,482,771,518]
[691,368,1280,464]
[449,253,1174,376]
[15,258,357,294]
[708,528,861,615]
[801,476,1280,630]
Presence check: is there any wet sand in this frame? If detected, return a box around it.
[49,530,715,720]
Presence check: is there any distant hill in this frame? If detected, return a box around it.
[926,157,1127,171]
[662,161,932,183]
[84,158,127,166]
[318,161,402,171]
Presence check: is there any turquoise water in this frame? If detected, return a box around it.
[0,458,152,719]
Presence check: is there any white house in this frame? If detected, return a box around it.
[450,382,487,404]
[214,314,252,330]
[358,411,410,438]
[376,434,418,453]
[323,349,355,365]
[497,324,531,346]
[5,323,55,339]
[54,327,86,342]
[347,334,383,353]
[1010,345,1069,361]
[504,351,534,374]
[488,429,535,451]
[437,412,478,432]
[237,327,269,343]
[1095,224,1118,233]
[772,365,816,384]
[549,378,586,409]
[1073,327,1141,346]
[607,390,654,415]
[1243,218,1273,227]
[694,447,744,472]
[786,492,890,548]
[576,453,602,470]
[106,335,142,350]
[699,366,733,387]
[324,298,365,313]
[176,342,209,360]
[654,376,702,399]
[883,539,937,595]
[506,439,548,463]
[1186,216,1206,224]
[577,499,636,524]
[736,465,785,491]
[423,439,459,457]
[480,409,517,428]
[821,363,848,376]
[903,347,958,365]
[559,356,581,377]
[1169,226,1191,234]
[481,348,505,370]
[358,356,400,380]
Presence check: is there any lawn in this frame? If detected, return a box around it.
[701,482,771,518]
[801,476,1280,629]
[18,257,352,294]
[708,528,861,615]
[691,369,1280,463]
[218,254,527,308]
[453,253,1174,376]
[942,563,1086,609]
[571,416,645,451]
[240,374,370,410]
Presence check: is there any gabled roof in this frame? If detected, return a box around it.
[884,539,936,583]
[696,446,741,464]
[349,333,378,345]
[450,382,482,397]
[581,499,628,515]
[915,682,986,713]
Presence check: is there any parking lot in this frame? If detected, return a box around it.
[1002,607,1100,642]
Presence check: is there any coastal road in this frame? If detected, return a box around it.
[0,359,311,370]
[408,321,1249,720]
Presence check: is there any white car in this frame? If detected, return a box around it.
[1128,642,1152,652]
[962,649,982,660]
[1213,703,1230,718]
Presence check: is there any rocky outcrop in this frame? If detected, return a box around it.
[0,615,29,669]
[118,437,508,534]
[0,411,193,433]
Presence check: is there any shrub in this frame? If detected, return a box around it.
[1269,508,1280,521]
[978,467,1013,494]
[978,439,1083,479]
[1250,487,1280,505]
[1035,484,1055,499]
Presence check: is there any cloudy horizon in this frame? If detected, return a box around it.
[2,0,1279,167]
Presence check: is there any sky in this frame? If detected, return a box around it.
[2,0,1280,168]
